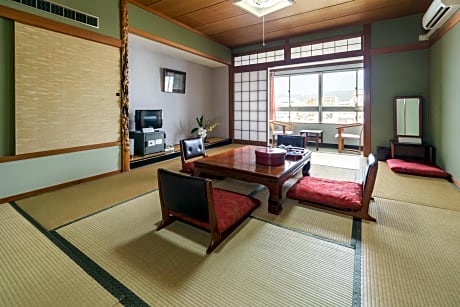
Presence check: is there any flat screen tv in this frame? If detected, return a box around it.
[135,109,163,131]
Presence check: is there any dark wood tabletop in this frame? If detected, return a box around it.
[194,145,311,214]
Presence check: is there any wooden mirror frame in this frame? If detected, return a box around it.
[393,96,423,141]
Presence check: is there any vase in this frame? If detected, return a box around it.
[198,128,207,140]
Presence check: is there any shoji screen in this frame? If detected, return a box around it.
[233,70,267,142]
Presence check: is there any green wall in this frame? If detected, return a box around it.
[128,3,231,63]
[370,14,429,150]
[0,17,13,156]
[370,50,429,148]
[0,147,121,200]
[0,0,122,201]
[429,23,460,179]
[0,0,120,38]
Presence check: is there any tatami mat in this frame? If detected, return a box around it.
[57,191,355,306]
[6,147,460,306]
[215,164,357,246]
[362,197,460,306]
[15,144,245,231]
[251,187,354,246]
[0,204,117,306]
[311,151,361,170]
[373,161,460,211]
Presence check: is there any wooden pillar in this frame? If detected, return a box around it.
[120,0,130,172]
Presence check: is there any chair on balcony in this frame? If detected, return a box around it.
[269,120,293,146]
[335,123,363,153]
[156,168,260,254]
[179,137,207,174]
[287,153,378,221]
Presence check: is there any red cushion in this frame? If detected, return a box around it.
[181,161,195,174]
[213,189,260,233]
[176,189,259,233]
[287,177,363,210]
[387,159,450,179]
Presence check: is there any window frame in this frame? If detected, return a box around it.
[273,64,364,125]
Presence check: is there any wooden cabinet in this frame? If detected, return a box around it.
[390,140,433,164]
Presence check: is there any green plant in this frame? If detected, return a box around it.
[190,115,204,134]
[191,116,218,135]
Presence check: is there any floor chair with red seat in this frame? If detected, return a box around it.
[287,153,378,222]
[157,168,260,254]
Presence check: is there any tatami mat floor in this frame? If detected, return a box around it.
[1,145,459,306]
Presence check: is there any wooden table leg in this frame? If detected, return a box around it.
[302,161,311,176]
[268,200,283,214]
[267,183,283,214]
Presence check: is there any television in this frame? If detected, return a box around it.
[135,109,163,131]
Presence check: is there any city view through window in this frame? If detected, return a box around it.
[274,69,364,124]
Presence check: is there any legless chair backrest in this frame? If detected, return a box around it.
[179,137,206,174]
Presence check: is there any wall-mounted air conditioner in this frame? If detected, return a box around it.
[419,0,460,41]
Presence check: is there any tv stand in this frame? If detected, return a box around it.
[129,130,166,155]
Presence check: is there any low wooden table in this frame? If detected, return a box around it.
[194,145,311,214]
[299,129,324,151]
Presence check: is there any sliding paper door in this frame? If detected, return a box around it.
[233,70,267,142]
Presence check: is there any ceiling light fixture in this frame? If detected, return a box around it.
[233,0,294,18]
[233,0,294,46]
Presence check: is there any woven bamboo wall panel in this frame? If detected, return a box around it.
[15,23,120,155]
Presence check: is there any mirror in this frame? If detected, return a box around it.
[393,96,422,142]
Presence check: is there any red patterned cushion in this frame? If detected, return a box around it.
[174,189,260,233]
[182,161,195,174]
[213,189,260,233]
[387,159,450,179]
[287,177,363,210]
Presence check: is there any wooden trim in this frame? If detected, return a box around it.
[371,42,429,56]
[363,24,371,157]
[0,142,120,163]
[288,32,363,50]
[269,71,275,122]
[129,27,231,66]
[229,66,235,140]
[232,49,363,73]
[429,11,460,46]
[0,5,121,48]
[120,0,130,172]
[128,0,218,44]
[232,44,287,57]
[228,32,363,59]
[0,170,120,204]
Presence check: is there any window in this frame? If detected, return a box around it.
[291,36,361,59]
[234,49,284,67]
[273,64,363,124]
[232,35,365,143]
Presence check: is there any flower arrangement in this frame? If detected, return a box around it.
[191,115,219,138]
